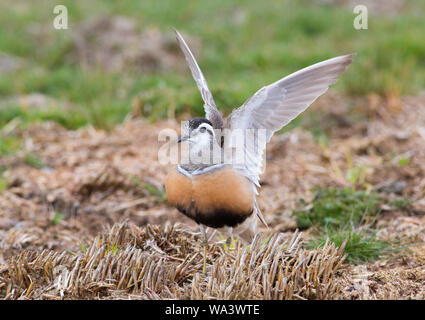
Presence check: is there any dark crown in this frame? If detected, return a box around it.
[188,118,212,131]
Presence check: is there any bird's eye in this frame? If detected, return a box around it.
[199,127,206,133]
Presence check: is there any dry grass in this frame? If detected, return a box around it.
[0,222,346,300]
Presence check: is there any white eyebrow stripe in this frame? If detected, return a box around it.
[198,123,214,131]
[197,123,215,136]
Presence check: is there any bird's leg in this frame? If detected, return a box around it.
[208,229,217,243]
[199,224,208,274]
[226,227,233,248]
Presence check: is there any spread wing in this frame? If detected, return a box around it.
[226,53,355,187]
[174,28,224,129]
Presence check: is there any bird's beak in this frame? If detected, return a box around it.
[177,135,189,143]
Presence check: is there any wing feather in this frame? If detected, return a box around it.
[174,28,224,129]
[226,53,355,185]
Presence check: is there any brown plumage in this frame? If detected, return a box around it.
[165,165,254,228]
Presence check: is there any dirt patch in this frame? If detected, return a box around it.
[0,93,74,112]
[69,16,201,72]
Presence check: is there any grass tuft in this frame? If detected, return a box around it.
[24,153,45,169]
[294,187,383,230]
[0,134,21,155]
[389,198,412,210]
[293,186,400,264]
[130,175,167,202]
[52,211,64,225]
[306,228,391,264]
[0,169,8,192]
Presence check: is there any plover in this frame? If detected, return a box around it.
[165,29,354,259]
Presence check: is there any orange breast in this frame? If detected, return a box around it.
[164,165,254,228]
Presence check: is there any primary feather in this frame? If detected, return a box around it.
[174,28,224,129]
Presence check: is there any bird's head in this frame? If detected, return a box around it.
[178,117,216,148]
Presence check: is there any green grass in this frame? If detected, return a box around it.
[294,187,383,230]
[0,0,424,129]
[293,186,410,264]
[24,153,45,169]
[0,134,21,155]
[389,198,412,210]
[398,156,411,167]
[52,211,64,225]
[79,241,88,254]
[306,228,391,264]
[0,104,88,130]
[0,169,8,192]
[144,182,168,202]
[130,175,167,202]
[106,243,119,256]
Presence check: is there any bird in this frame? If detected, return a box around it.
[165,29,355,268]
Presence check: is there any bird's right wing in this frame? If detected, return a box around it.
[174,28,224,129]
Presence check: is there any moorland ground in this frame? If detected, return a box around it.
[0,0,424,299]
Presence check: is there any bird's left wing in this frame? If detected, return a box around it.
[226,53,355,187]
[174,28,224,129]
